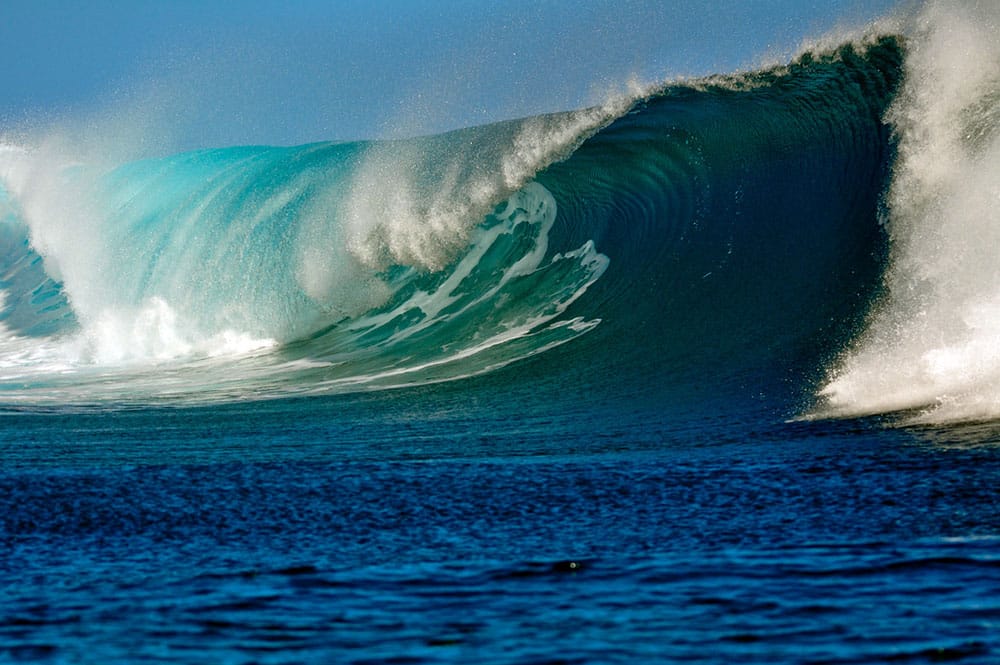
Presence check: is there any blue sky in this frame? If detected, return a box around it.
[2,0,901,148]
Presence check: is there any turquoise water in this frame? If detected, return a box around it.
[2,8,1000,663]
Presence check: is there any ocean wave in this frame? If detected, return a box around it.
[2,4,994,423]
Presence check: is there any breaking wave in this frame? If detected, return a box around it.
[1,1,996,427]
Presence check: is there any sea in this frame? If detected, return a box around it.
[2,2,1000,663]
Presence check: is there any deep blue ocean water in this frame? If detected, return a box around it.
[3,5,1000,663]
[3,390,1000,663]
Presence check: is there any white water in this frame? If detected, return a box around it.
[341,87,642,273]
[817,0,1000,425]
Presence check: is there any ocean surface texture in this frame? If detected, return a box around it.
[2,3,1000,663]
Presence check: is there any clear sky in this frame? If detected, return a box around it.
[1,0,901,149]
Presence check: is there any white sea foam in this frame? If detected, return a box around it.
[71,297,276,365]
[815,0,1000,425]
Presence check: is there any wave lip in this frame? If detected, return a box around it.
[340,91,638,274]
